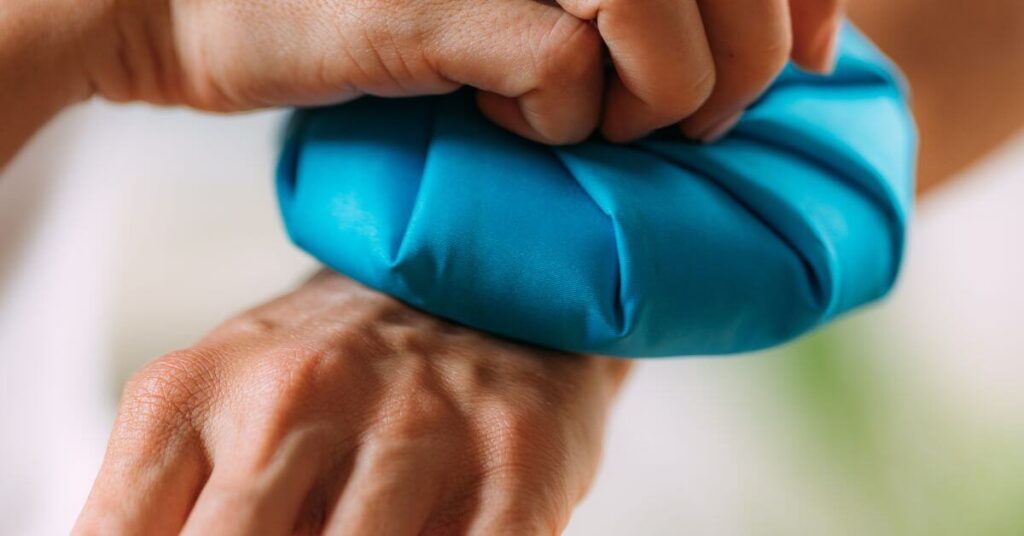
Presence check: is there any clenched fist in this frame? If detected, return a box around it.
[74,272,633,535]
[66,0,844,144]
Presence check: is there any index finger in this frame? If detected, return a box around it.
[557,0,716,142]
[73,356,211,535]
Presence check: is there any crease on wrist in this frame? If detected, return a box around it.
[78,0,182,105]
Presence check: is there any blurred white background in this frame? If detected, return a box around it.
[1,101,1022,535]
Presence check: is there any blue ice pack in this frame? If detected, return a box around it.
[277,25,917,357]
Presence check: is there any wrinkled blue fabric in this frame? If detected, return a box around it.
[276,25,917,357]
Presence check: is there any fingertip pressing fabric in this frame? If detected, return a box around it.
[276,24,917,357]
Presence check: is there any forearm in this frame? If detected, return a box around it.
[851,0,1024,192]
[0,0,105,167]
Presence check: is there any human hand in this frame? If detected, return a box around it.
[74,271,632,535]
[76,0,843,145]
[556,0,847,142]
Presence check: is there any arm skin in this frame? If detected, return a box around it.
[850,0,1024,192]
[74,272,634,535]
[0,0,843,167]
[6,0,1019,190]
[8,0,1020,189]
[0,0,96,166]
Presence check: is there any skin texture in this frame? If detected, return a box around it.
[74,272,634,535]
[15,0,1024,533]
[849,0,1024,192]
[1,0,844,168]
[0,0,96,166]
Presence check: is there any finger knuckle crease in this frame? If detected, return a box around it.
[535,16,602,86]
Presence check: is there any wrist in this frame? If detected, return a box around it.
[0,0,111,108]
[2,0,184,107]
[78,0,186,105]
[0,0,111,165]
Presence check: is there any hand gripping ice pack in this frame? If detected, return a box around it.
[276,25,917,357]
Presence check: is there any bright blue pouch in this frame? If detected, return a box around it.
[277,25,917,357]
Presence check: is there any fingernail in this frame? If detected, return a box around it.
[701,112,742,144]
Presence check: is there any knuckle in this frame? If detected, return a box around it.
[533,15,603,88]
[652,67,716,121]
[123,350,211,415]
[119,349,215,434]
[722,33,792,87]
[702,36,790,111]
